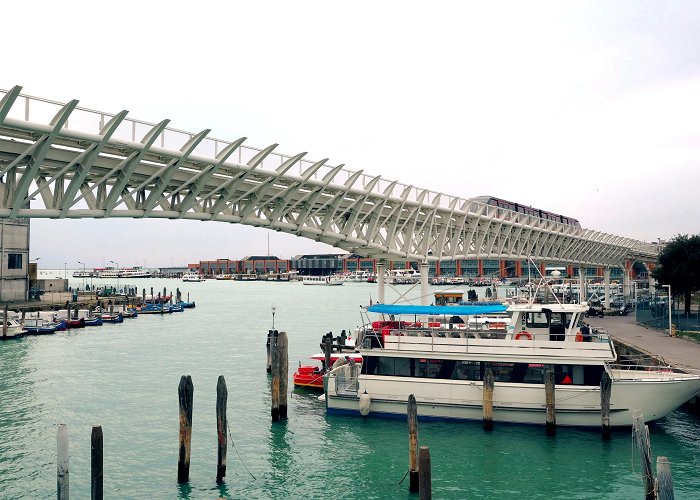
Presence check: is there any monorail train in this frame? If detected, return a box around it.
[472,196,581,227]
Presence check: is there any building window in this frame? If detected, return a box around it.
[8,253,22,269]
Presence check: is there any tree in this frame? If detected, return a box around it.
[652,234,700,314]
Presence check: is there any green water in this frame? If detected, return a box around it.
[1,279,698,499]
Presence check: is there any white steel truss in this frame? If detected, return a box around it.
[0,86,658,267]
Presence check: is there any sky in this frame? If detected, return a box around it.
[3,1,700,269]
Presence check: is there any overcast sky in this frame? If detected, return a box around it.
[3,1,700,269]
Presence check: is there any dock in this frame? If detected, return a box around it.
[587,314,700,414]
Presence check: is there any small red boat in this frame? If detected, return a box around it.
[293,352,363,390]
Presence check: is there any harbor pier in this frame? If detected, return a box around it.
[586,314,700,413]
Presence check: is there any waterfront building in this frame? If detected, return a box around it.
[0,219,30,301]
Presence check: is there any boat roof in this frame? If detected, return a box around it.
[367,304,508,315]
[310,353,362,361]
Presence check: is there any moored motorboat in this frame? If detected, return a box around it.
[324,300,700,427]
[0,315,27,339]
[23,318,67,335]
[294,332,362,390]
[99,313,123,323]
[302,275,344,286]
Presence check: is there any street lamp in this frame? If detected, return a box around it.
[661,284,672,336]
[77,261,86,291]
[64,262,67,280]
[109,260,120,295]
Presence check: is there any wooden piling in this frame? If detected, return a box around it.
[278,331,289,419]
[418,446,431,500]
[544,368,556,435]
[407,394,419,492]
[177,375,194,483]
[632,410,655,500]
[483,367,494,431]
[271,331,280,422]
[57,424,69,499]
[655,456,674,500]
[2,304,8,337]
[216,375,227,484]
[600,371,612,441]
[324,338,332,372]
[91,425,103,500]
[266,330,273,373]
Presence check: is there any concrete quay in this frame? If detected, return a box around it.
[586,313,700,371]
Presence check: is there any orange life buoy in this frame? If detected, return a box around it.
[515,331,533,340]
[575,331,583,342]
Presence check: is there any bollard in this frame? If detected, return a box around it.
[544,369,556,436]
[655,456,674,500]
[271,331,280,422]
[91,426,103,500]
[600,371,612,441]
[418,446,431,500]
[278,331,289,419]
[216,376,227,484]
[177,375,194,483]
[632,410,654,500]
[483,367,494,431]
[57,424,69,499]
[407,394,419,492]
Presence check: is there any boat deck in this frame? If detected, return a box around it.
[586,314,700,371]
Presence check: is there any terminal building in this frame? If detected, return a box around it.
[0,219,30,301]
[194,254,647,280]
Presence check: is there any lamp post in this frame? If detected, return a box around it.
[662,284,672,336]
[109,260,120,296]
[77,261,86,291]
[64,262,67,280]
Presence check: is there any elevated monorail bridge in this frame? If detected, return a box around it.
[0,86,658,275]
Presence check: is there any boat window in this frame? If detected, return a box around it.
[394,358,412,377]
[525,312,549,328]
[488,362,515,382]
[377,357,396,376]
[452,361,482,381]
[415,359,450,378]
[550,313,565,326]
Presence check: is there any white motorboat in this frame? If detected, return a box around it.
[324,301,700,427]
[182,273,205,282]
[385,268,421,285]
[302,276,344,286]
[343,270,372,283]
[0,314,26,339]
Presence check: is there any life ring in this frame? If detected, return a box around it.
[515,331,533,340]
[575,331,583,342]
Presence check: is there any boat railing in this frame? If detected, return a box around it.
[329,364,360,396]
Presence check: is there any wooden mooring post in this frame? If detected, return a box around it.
[418,446,431,500]
[266,330,274,373]
[655,456,674,500]
[483,367,494,431]
[91,425,103,500]
[216,375,227,484]
[544,368,556,436]
[271,331,281,421]
[632,410,655,500]
[278,331,289,419]
[324,337,332,371]
[600,371,612,440]
[57,423,69,499]
[177,375,194,483]
[2,304,8,338]
[407,394,419,492]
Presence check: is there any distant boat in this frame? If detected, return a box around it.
[302,276,344,286]
[183,273,205,282]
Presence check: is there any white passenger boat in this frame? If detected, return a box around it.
[385,268,421,285]
[324,302,700,426]
[302,276,344,286]
[343,270,372,283]
[182,273,205,282]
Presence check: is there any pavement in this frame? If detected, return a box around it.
[586,313,700,371]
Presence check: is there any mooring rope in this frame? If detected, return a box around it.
[227,420,257,480]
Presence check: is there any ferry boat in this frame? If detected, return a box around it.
[343,270,372,283]
[302,275,344,286]
[386,269,421,285]
[324,302,700,426]
[182,273,205,282]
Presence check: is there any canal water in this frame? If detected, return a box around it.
[1,276,699,499]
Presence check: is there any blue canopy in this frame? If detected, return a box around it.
[367,304,508,316]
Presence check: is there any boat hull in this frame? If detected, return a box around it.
[325,374,700,427]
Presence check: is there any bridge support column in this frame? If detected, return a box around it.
[622,260,633,304]
[420,262,430,306]
[578,268,585,304]
[377,260,386,304]
[603,268,611,308]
